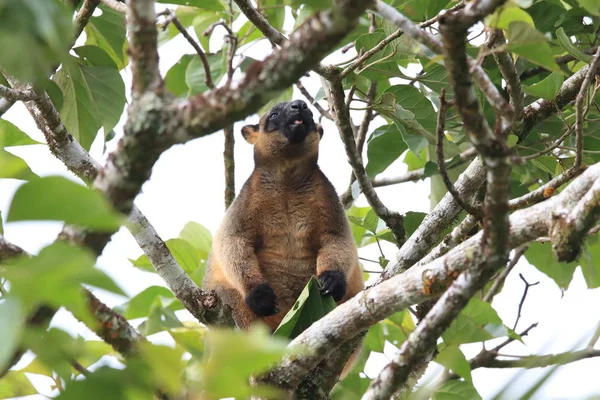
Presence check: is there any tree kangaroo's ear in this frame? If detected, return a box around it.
[241,124,259,144]
[316,123,323,138]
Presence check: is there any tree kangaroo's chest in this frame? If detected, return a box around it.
[252,184,322,273]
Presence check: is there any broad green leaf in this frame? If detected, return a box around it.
[134,342,185,394]
[354,30,400,81]
[0,298,25,373]
[166,54,194,97]
[435,345,472,382]
[404,212,427,237]
[179,221,213,260]
[54,57,103,151]
[506,22,560,72]
[55,366,142,400]
[432,380,482,400]
[0,149,38,181]
[169,321,206,359]
[555,27,593,63]
[365,124,408,177]
[579,234,600,288]
[0,0,72,86]
[274,276,336,339]
[18,357,53,377]
[193,12,221,52]
[485,5,535,30]
[76,341,116,374]
[115,285,182,319]
[85,5,127,69]
[0,120,41,146]
[575,0,600,16]
[0,210,3,235]
[1,242,126,321]
[442,298,509,346]
[81,65,126,135]
[383,85,437,134]
[185,52,225,94]
[349,207,379,234]
[523,72,564,100]
[525,242,577,289]
[198,326,289,399]
[138,298,184,336]
[7,176,123,231]
[0,371,37,399]
[390,0,451,21]
[347,206,370,246]
[530,155,558,175]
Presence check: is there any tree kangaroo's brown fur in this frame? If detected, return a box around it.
[203,100,364,373]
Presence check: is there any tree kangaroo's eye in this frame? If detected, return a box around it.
[269,112,279,119]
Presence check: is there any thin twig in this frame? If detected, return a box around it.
[73,0,101,40]
[436,89,483,219]
[163,9,214,89]
[513,274,540,330]
[574,46,600,166]
[483,245,528,302]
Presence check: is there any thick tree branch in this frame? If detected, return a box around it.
[322,75,405,244]
[101,0,127,13]
[551,177,600,261]
[0,84,39,101]
[73,0,101,40]
[264,162,600,390]
[574,46,600,167]
[126,0,161,96]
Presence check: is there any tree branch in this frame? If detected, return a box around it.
[574,46,600,167]
[436,90,483,219]
[0,84,39,101]
[551,177,600,262]
[322,74,405,245]
[73,0,101,40]
[100,0,127,13]
[126,0,162,96]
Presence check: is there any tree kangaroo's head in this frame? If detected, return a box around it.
[241,100,323,164]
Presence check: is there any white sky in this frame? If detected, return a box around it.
[1,4,599,399]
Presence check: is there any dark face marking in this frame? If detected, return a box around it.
[264,100,317,143]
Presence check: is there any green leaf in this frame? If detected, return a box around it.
[555,27,593,63]
[432,380,482,400]
[0,371,37,399]
[134,342,185,394]
[7,175,123,231]
[579,234,600,288]
[485,5,535,30]
[169,321,206,359]
[404,212,427,237]
[185,52,225,94]
[115,286,182,319]
[55,366,139,400]
[0,149,38,181]
[530,155,558,175]
[0,120,41,146]
[506,22,560,72]
[274,276,336,339]
[354,30,400,81]
[165,54,194,97]
[435,345,472,382]
[53,57,103,151]
[200,326,289,399]
[179,221,213,260]
[442,298,509,346]
[0,298,25,373]
[81,66,126,135]
[523,72,564,100]
[85,5,127,69]
[1,242,126,320]
[525,242,577,288]
[76,340,115,374]
[156,0,225,9]
[129,238,204,282]
[193,12,221,51]
[575,0,600,16]
[365,124,408,177]
[0,0,72,86]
